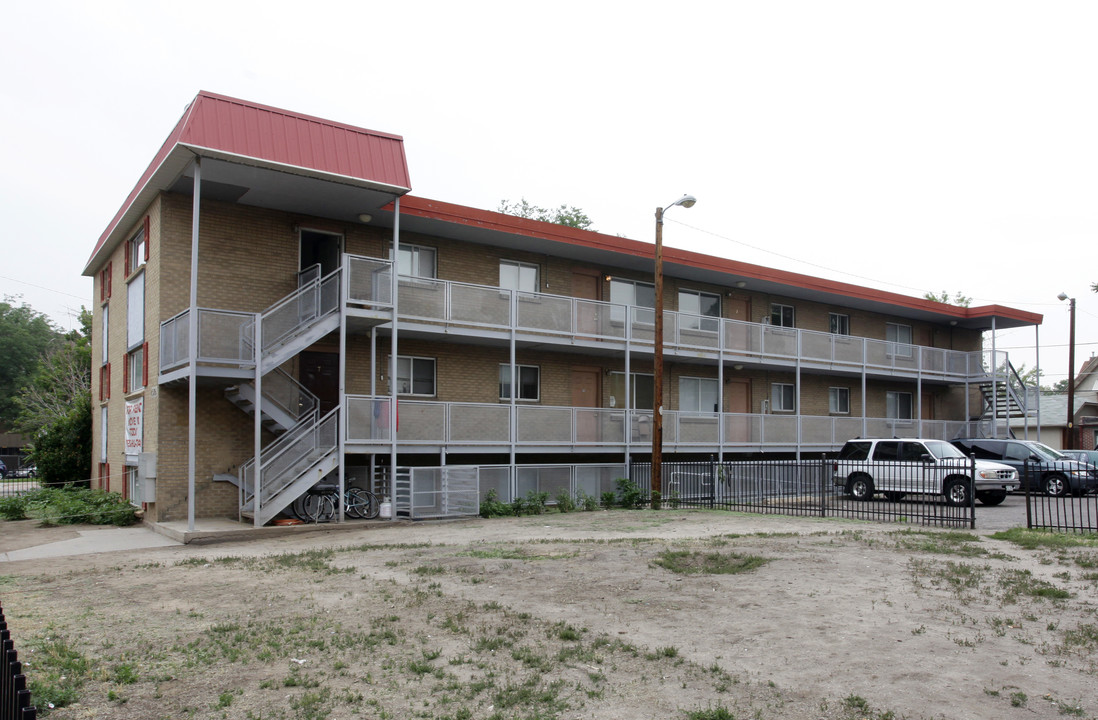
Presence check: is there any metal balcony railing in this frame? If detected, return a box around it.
[343,395,970,448]
[159,308,256,372]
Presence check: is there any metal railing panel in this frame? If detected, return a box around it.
[516,406,573,443]
[516,292,573,334]
[159,310,190,370]
[449,403,510,443]
[576,299,626,339]
[394,401,447,443]
[450,283,511,326]
[397,276,447,321]
[516,465,571,498]
[198,309,255,363]
[347,255,393,306]
[345,396,393,442]
[673,413,720,444]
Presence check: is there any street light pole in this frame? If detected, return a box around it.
[652,194,696,509]
[1058,292,1076,449]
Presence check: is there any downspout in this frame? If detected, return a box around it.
[187,158,201,532]
[795,329,802,460]
[389,197,400,521]
[861,337,867,439]
[717,316,724,466]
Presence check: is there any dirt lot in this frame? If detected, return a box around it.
[1,508,1096,720]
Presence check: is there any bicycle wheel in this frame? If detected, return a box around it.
[300,493,335,523]
[361,490,380,519]
[345,488,370,519]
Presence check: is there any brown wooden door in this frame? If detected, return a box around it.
[571,367,600,441]
[726,379,750,442]
[301,351,339,414]
[572,270,601,335]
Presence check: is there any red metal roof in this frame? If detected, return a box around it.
[86,91,410,271]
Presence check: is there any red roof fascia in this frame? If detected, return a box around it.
[395,196,1043,327]
[88,91,411,268]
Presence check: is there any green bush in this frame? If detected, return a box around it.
[554,490,575,513]
[479,489,513,518]
[14,486,136,527]
[614,478,645,509]
[576,490,599,512]
[0,495,29,520]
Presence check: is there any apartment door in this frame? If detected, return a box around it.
[300,230,342,278]
[726,297,750,352]
[301,351,339,415]
[572,270,601,335]
[571,367,600,442]
[726,379,751,442]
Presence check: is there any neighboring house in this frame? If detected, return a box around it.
[82,92,1043,525]
[1017,356,1098,450]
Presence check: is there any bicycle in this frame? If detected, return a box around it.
[290,484,380,523]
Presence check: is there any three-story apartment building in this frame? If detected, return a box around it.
[84,92,1042,526]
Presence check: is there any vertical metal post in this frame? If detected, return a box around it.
[253,314,262,527]
[337,260,348,522]
[187,158,201,532]
[390,197,400,521]
[1066,297,1076,449]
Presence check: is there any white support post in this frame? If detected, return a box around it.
[253,314,262,527]
[389,197,400,521]
[337,259,348,523]
[187,158,201,533]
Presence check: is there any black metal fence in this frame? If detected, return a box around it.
[633,458,976,528]
[1,601,37,720]
[1023,460,1098,533]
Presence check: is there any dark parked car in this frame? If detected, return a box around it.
[0,459,6,479]
[1061,449,1098,467]
[951,438,1098,497]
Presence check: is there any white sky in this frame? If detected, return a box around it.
[2,1,1095,387]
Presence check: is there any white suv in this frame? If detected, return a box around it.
[833,438,1019,506]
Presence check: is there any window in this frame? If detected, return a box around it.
[101,304,109,365]
[608,372,654,410]
[395,356,435,396]
[100,407,108,462]
[679,290,720,332]
[679,377,719,412]
[99,262,112,301]
[125,217,149,276]
[829,387,850,414]
[99,363,111,401]
[886,322,913,358]
[829,313,850,336]
[770,303,795,328]
[127,271,144,351]
[395,243,436,279]
[886,391,913,420]
[125,344,147,394]
[771,383,796,412]
[500,261,538,293]
[610,279,655,324]
[499,364,540,401]
[126,466,139,504]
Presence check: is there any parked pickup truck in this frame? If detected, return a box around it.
[833,438,1020,506]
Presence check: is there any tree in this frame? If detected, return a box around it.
[15,308,92,485]
[923,290,972,307]
[0,297,62,425]
[498,199,593,230]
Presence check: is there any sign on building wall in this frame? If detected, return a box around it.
[125,398,144,455]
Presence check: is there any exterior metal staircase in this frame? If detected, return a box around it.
[975,358,1037,438]
[224,267,346,525]
[238,408,341,526]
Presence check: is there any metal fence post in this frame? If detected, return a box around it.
[968,453,976,529]
[709,455,716,509]
[1024,459,1033,529]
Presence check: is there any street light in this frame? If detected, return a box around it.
[1058,292,1076,449]
[652,194,696,508]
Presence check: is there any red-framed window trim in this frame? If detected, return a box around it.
[99,363,111,401]
[142,341,149,386]
[100,262,112,302]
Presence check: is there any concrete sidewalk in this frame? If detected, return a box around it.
[0,525,182,562]
[0,517,391,562]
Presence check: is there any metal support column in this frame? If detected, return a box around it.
[187,158,201,532]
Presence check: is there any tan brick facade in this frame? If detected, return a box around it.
[85,189,1008,520]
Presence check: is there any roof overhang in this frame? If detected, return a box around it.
[84,92,411,275]
[375,196,1043,332]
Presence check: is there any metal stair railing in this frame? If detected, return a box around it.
[239,407,335,514]
[258,368,319,428]
[240,267,342,367]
